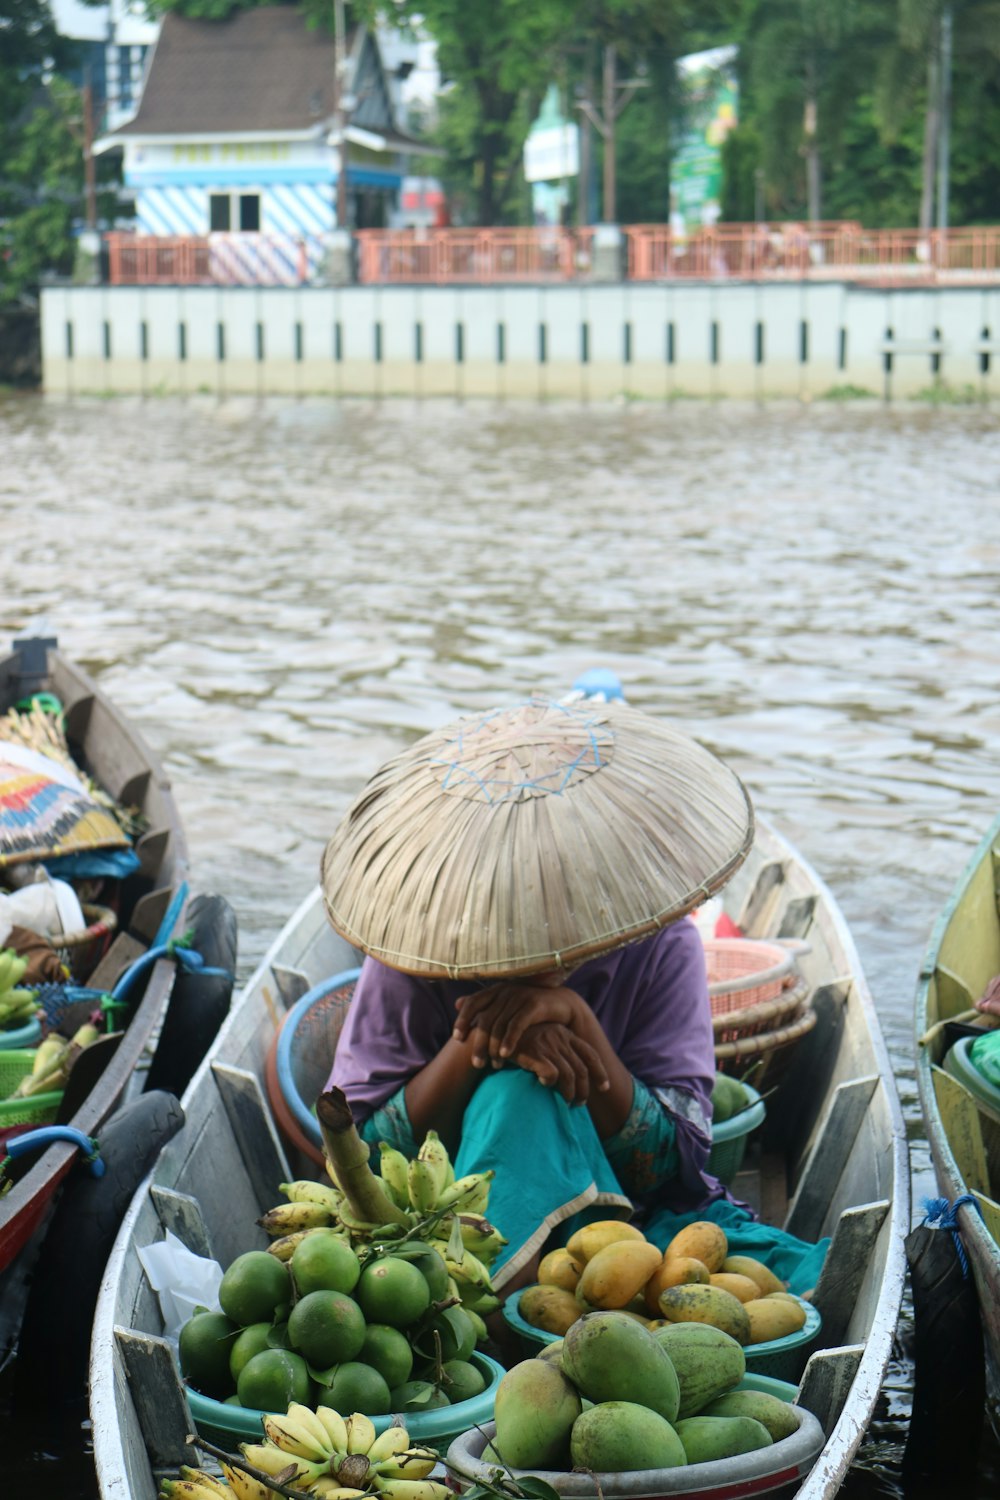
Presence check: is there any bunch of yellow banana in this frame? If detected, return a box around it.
[241,1405,448,1500]
[158,1465,272,1500]
[12,1021,100,1098]
[258,1180,346,1238]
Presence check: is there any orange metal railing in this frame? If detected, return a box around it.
[625,222,1000,283]
[105,224,1000,288]
[355,227,596,284]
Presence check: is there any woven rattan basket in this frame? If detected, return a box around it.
[55,903,117,981]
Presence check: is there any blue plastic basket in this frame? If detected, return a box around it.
[0,1014,42,1049]
[186,1350,505,1453]
[503,1287,821,1383]
[707,1082,766,1183]
[273,969,362,1152]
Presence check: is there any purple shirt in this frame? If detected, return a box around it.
[328,917,715,1133]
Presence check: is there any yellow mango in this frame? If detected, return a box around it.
[538,1247,583,1293]
[656,1282,751,1345]
[744,1296,807,1344]
[518,1284,582,1337]
[643,1255,710,1314]
[566,1219,646,1264]
[663,1221,728,1273]
[578,1239,663,1310]
[721,1254,786,1295]
[709,1272,762,1304]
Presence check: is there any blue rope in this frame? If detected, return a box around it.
[921,1193,984,1278]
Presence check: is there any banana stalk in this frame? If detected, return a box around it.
[316,1088,409,1227]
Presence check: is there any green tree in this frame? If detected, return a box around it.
[0,0,90,304]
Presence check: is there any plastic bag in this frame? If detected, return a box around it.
[137,1230,224,1343]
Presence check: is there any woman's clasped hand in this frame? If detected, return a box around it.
[452,979,612,1104]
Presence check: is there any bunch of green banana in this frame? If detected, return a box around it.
[0,947,28,995]
[0,988,39,1029]
[12,1021,100,1098]
[0,948,38,1032]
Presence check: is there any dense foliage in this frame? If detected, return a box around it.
[1,0,998,301]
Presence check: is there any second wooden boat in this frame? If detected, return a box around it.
[914,812,1000,1441]
[0,635,189,1279]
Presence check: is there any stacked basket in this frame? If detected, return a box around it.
[706,939,816,1091]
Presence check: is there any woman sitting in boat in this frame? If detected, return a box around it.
[320,694,827,1298]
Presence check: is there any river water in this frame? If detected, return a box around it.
[3,392,1000,1494]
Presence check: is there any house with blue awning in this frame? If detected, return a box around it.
[93,7,426,279]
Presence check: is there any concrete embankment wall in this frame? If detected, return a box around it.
[40,281,1000,399]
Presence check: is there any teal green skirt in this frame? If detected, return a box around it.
[454,1070,827,1296]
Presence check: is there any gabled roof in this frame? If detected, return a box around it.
[110,8,353,138]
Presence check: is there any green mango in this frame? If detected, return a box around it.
[562,1310,681,1424]
[674,1414,773,1463]
[701,1389,801,1441]
[493,1358,582,1469]
[570,1402,687,1471]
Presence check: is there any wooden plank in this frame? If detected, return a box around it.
[115,1327,200,1470]
[778,895,817,941]
[797,1345,865,1436]
[88,931,147,991]
[736,860,786,934]
[150,1186,214,1259]
[136,827,171,880]
[211,1062,290,1212]
[786,1076,879,1241]
[936,963,975,1018]
[272,965,312,1010]
[932,1065,990,1194]
[972,1190,1000,1247]
[811,1200,889,1345]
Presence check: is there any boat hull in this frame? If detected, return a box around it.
[91,816,907,1500]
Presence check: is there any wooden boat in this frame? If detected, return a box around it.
[91,809,908,1500]
[0,635,188,1277]
[914,811,1000,1438]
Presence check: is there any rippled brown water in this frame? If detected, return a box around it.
[3,393,1000,1494]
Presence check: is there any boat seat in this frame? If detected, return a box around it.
[264,969,361,1167]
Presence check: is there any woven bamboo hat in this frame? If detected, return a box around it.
[321,697,754,980]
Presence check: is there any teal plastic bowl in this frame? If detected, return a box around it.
[0,1015,42,1049]
[944,1036,1000,1118]
[742,1298,822,1381]
[707,1082,766,1184]
[503,1288,821,1383]
[186,1350,506,1454]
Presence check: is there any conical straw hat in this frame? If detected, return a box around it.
[321,697,754,980]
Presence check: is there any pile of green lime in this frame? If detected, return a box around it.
[177,1232,487,1417]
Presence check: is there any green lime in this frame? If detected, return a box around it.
[178,1310,239,1399]
[287,1289,367,1367]
[440,1358,486,1403]
[230,1322,273,1383]
[224,1394,244,1406]
[219,1251,290,1327]
[291,1231,361,1297]
[356,1258,431,1329]
[236,1348,313,1411]
[399,1243,450,1301]
[389,1379,451,1411]
[318,1361,392,1415]
[360,1324,414,1390]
